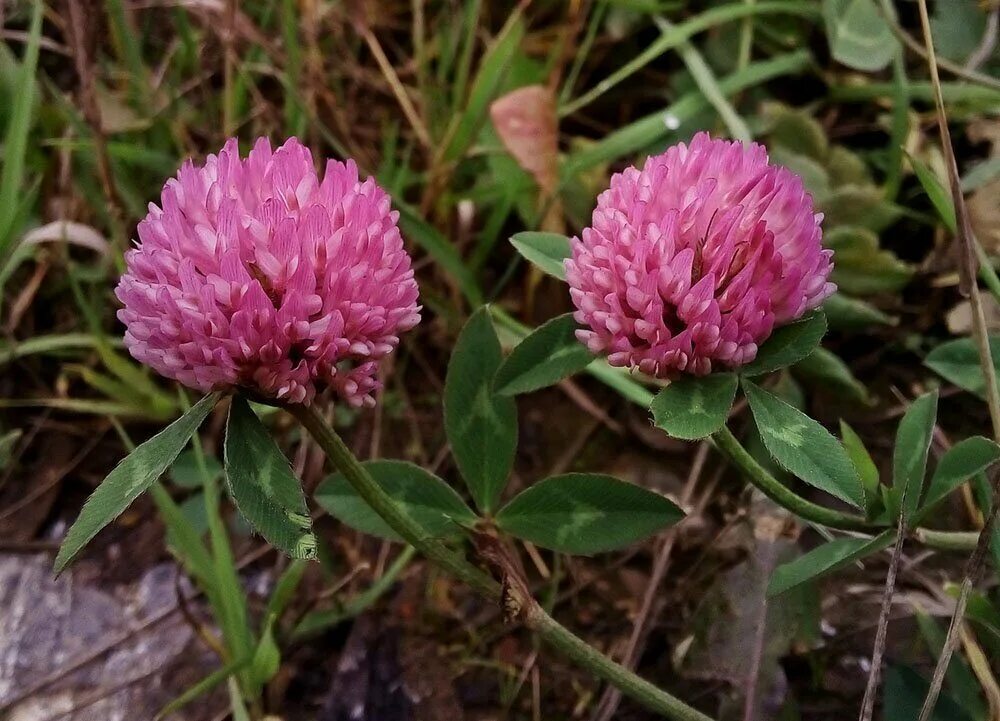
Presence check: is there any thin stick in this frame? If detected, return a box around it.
[359,27,432,149]
[859,501,909,720]
[914,0,1000,717]
[592,441,710,721]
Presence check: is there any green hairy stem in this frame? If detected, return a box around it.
[289,402,714,721]
[711,426,873,531]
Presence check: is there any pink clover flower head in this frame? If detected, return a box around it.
[566,132,835,377]
[116,137,421,406]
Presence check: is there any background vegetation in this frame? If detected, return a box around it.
[0,0,999,718]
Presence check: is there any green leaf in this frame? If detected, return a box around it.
[839,420,880,513]
[793,347,870,404]
[494,313,592,396]
[54,393,220,572]
[914,611,988,721]
[495,473,684,554]
[827,145,874,188]
[821,187,902,232]
[0,0,42,257]
[959,587,1000,646]
[443,14,525,162]
[743,380,865,508]
[891,390,938,522]
[823,293,895,330]
[248,616,281,689]
[922,436,1000,512]
[930,0,990,65]
[650,373,738,440]
[884,666,975,721]
[769,147,832,199]
[155,656,250,720]
[741,311,828,377]
[564,52,811,174]
[170,450,223,488]
[444,307,518,512]
[224,396,316,560]
[316,460,478,541]
[822,0,896,72]
[509,231,571,280]
[397,202,482,305]
[763,102,829,161]
[907,152,957,233]
[925,336,1000,399]
[824,225,913,295]
[768,530,894,596]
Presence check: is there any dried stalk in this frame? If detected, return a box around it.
[914,0,1000,718]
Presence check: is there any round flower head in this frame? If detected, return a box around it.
[566,132,834,377]
[116,137,421,406]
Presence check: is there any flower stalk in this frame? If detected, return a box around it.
[711,425,872,531]
[289,401,715,721]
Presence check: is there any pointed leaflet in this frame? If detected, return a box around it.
[740,311,827,377]
[55,392,220,572]
[495,473,684,554]
[493,313,592,396]
[650,373,738,440]
[444,307,518,512]
[839,420,880,514]
[925,336,1000,399]
[743,380,865,508]
[509,232,570,280]
[767,531,894,596]
[794,347,870,405]
[224,396,316,559]
[920,436,1000,514]
[316,460,478,541]
[891,390,938,523]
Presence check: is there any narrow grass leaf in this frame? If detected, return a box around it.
[740,311,827,376]
[224,395,316,560]
[494,313,591,395]
[397,202,483,305]
[170,450,223,488]
[444,307,518,512]
[248,616,281,689]
[907,151,957,232]
[891,389,938,522]
[561,1,819,117]
[921,436,1000,512]
[443,14,524,162]
[768,530,894,596]
[650,373,738,440]
[925,336,1000,399]
[316,460,478,541]
[54,392,220,572]
[495,473,684,554]
[0,0,42,259]
[914,611,989,721]
[156,656,250,720]
[264,559,308,623]
[883,666,975,721]
[744,380,865,508]
[565,51,811,173]
[150,483,216,592]
[509,232,570,280]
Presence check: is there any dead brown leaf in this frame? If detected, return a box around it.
[490,84,563,234]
